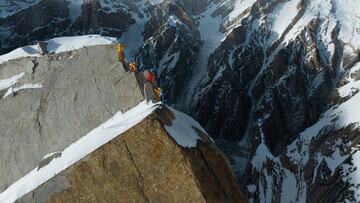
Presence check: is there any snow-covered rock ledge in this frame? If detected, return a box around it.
[0,35,117,64]
[0,101,216,203]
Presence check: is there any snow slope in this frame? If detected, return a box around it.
[0,35,117,64]
[228,0,257,22]
[269,0,301,43]
[184,3,225,106]
[246,64,360,202]
[287,63,360,167]
[0,101,210,202]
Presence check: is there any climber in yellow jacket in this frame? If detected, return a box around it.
[114,44,125,63]
[153,87,161,101]
[129,62,138,73]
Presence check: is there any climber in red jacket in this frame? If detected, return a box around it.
[144,70,161,102]
[145,70,156,84]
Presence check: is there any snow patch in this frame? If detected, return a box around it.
[159,51,180,71]
[228,0,257,22]
[168,15,181,27]
[0,72,25,91]
[251,142,279,170]
[324,147,348,174]
[247,184,257,193]
[334,0,360,50]
[3,83,42,98]
[0,35,117,64]
[283,0,332,44]
[338,62,360,98]
[280,169,299,203]
[269,0,301,43]
[165,106,213,148]
[149,0,163,5]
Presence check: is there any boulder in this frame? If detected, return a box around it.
[37,41,48,55]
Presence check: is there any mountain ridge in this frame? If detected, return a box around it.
[1,0,360,201]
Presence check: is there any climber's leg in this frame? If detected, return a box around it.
[144,82,156,103]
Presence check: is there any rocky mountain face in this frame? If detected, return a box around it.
[0,44,143,192]
[1,0,360,202]
[0,43,246,202]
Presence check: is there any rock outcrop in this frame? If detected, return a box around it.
[18,107,247,203]
[0,44,143,192]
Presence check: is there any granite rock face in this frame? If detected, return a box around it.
[0,44,143,192]
[18,107,247,203]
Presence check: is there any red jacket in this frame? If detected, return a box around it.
[146,72,155,82]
